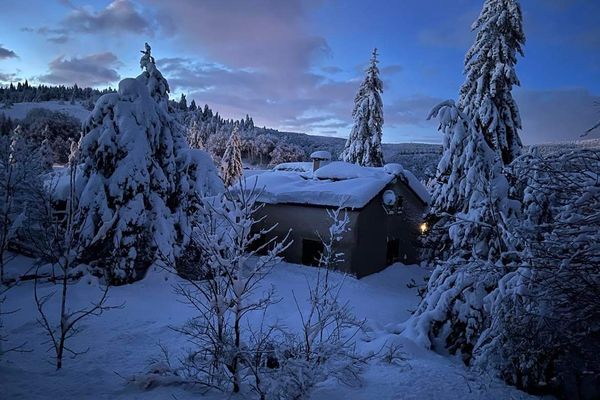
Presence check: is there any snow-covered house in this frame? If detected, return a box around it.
[238,155,430,277]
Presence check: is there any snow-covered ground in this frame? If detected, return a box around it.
[0,256,540,399]
[0,101,90,121]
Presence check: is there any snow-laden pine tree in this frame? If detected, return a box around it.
[39,138,54,171]
[340,48,384,167]
[403,101,519,358]
[220,127,243,187]
[75,43,222,283]
[178,93,188,111]
[458,0,525,165]
[187,118,204,150]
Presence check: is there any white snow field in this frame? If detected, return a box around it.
[1,257,540,400]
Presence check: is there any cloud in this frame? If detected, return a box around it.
[21,26,70,43]
[386,95,446,127]
[143,1,374,136]
[39,52,121,87]
[25,0,154,42]
[149,0,328,73]
[0,45,18,60]
[62,0,153,35]
[382,90,600,144]
[515,88,600,144]
[47,35,70,44]
[0,71,19,82]
[380,95,446,143]
[151,0,367,136]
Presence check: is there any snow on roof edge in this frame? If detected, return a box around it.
[235,161,430,209]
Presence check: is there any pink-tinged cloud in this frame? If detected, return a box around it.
[63,0,154,36]
[39,52,121,87]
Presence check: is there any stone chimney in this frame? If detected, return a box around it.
[310,150,332,173]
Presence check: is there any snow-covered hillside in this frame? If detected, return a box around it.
[1,256,538,400]
[0,101,90,121]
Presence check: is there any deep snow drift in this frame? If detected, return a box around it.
[1,256,538,400]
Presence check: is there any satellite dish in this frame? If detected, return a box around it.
[383,190,397,206]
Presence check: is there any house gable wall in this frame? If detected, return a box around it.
[252,203,360,274]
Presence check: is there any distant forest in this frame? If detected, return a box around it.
[0,81,114,110]
[0,81,448,178]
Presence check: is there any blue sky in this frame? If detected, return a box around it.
[0,0,598,144]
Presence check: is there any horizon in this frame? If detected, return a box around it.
[0,0,598,144]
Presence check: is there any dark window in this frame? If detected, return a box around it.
[302,239,324,266]
[386,238,400,265]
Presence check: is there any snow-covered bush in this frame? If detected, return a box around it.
[340,48,384,167]
[474,149,600,399]
[24,141,120,370]
[73,44,221,284]
[167,185,290,394]
[0,125,46,283]
[285,207,366,395]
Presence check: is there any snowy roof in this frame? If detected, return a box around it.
[236,161,430,209]
[310,150,332,160]
[272,162,313,173]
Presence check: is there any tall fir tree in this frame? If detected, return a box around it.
[178,93,188,111]
[422,101,516,262]
[187,118,204,149]
[340,48,384,167]
[39,138,54,171]
[74,44,221,283]
[220,127,243,187]
[458,0,525,165]
[404,101,519,358]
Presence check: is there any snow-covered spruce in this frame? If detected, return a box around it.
[220,126,243,187]
[186,118,204,150]
[458,0,525,165]
[403,101,519,359]
[74,44,221,283]
[39,138,54,171]
[422,100,519,263]
[340,48,384,167]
